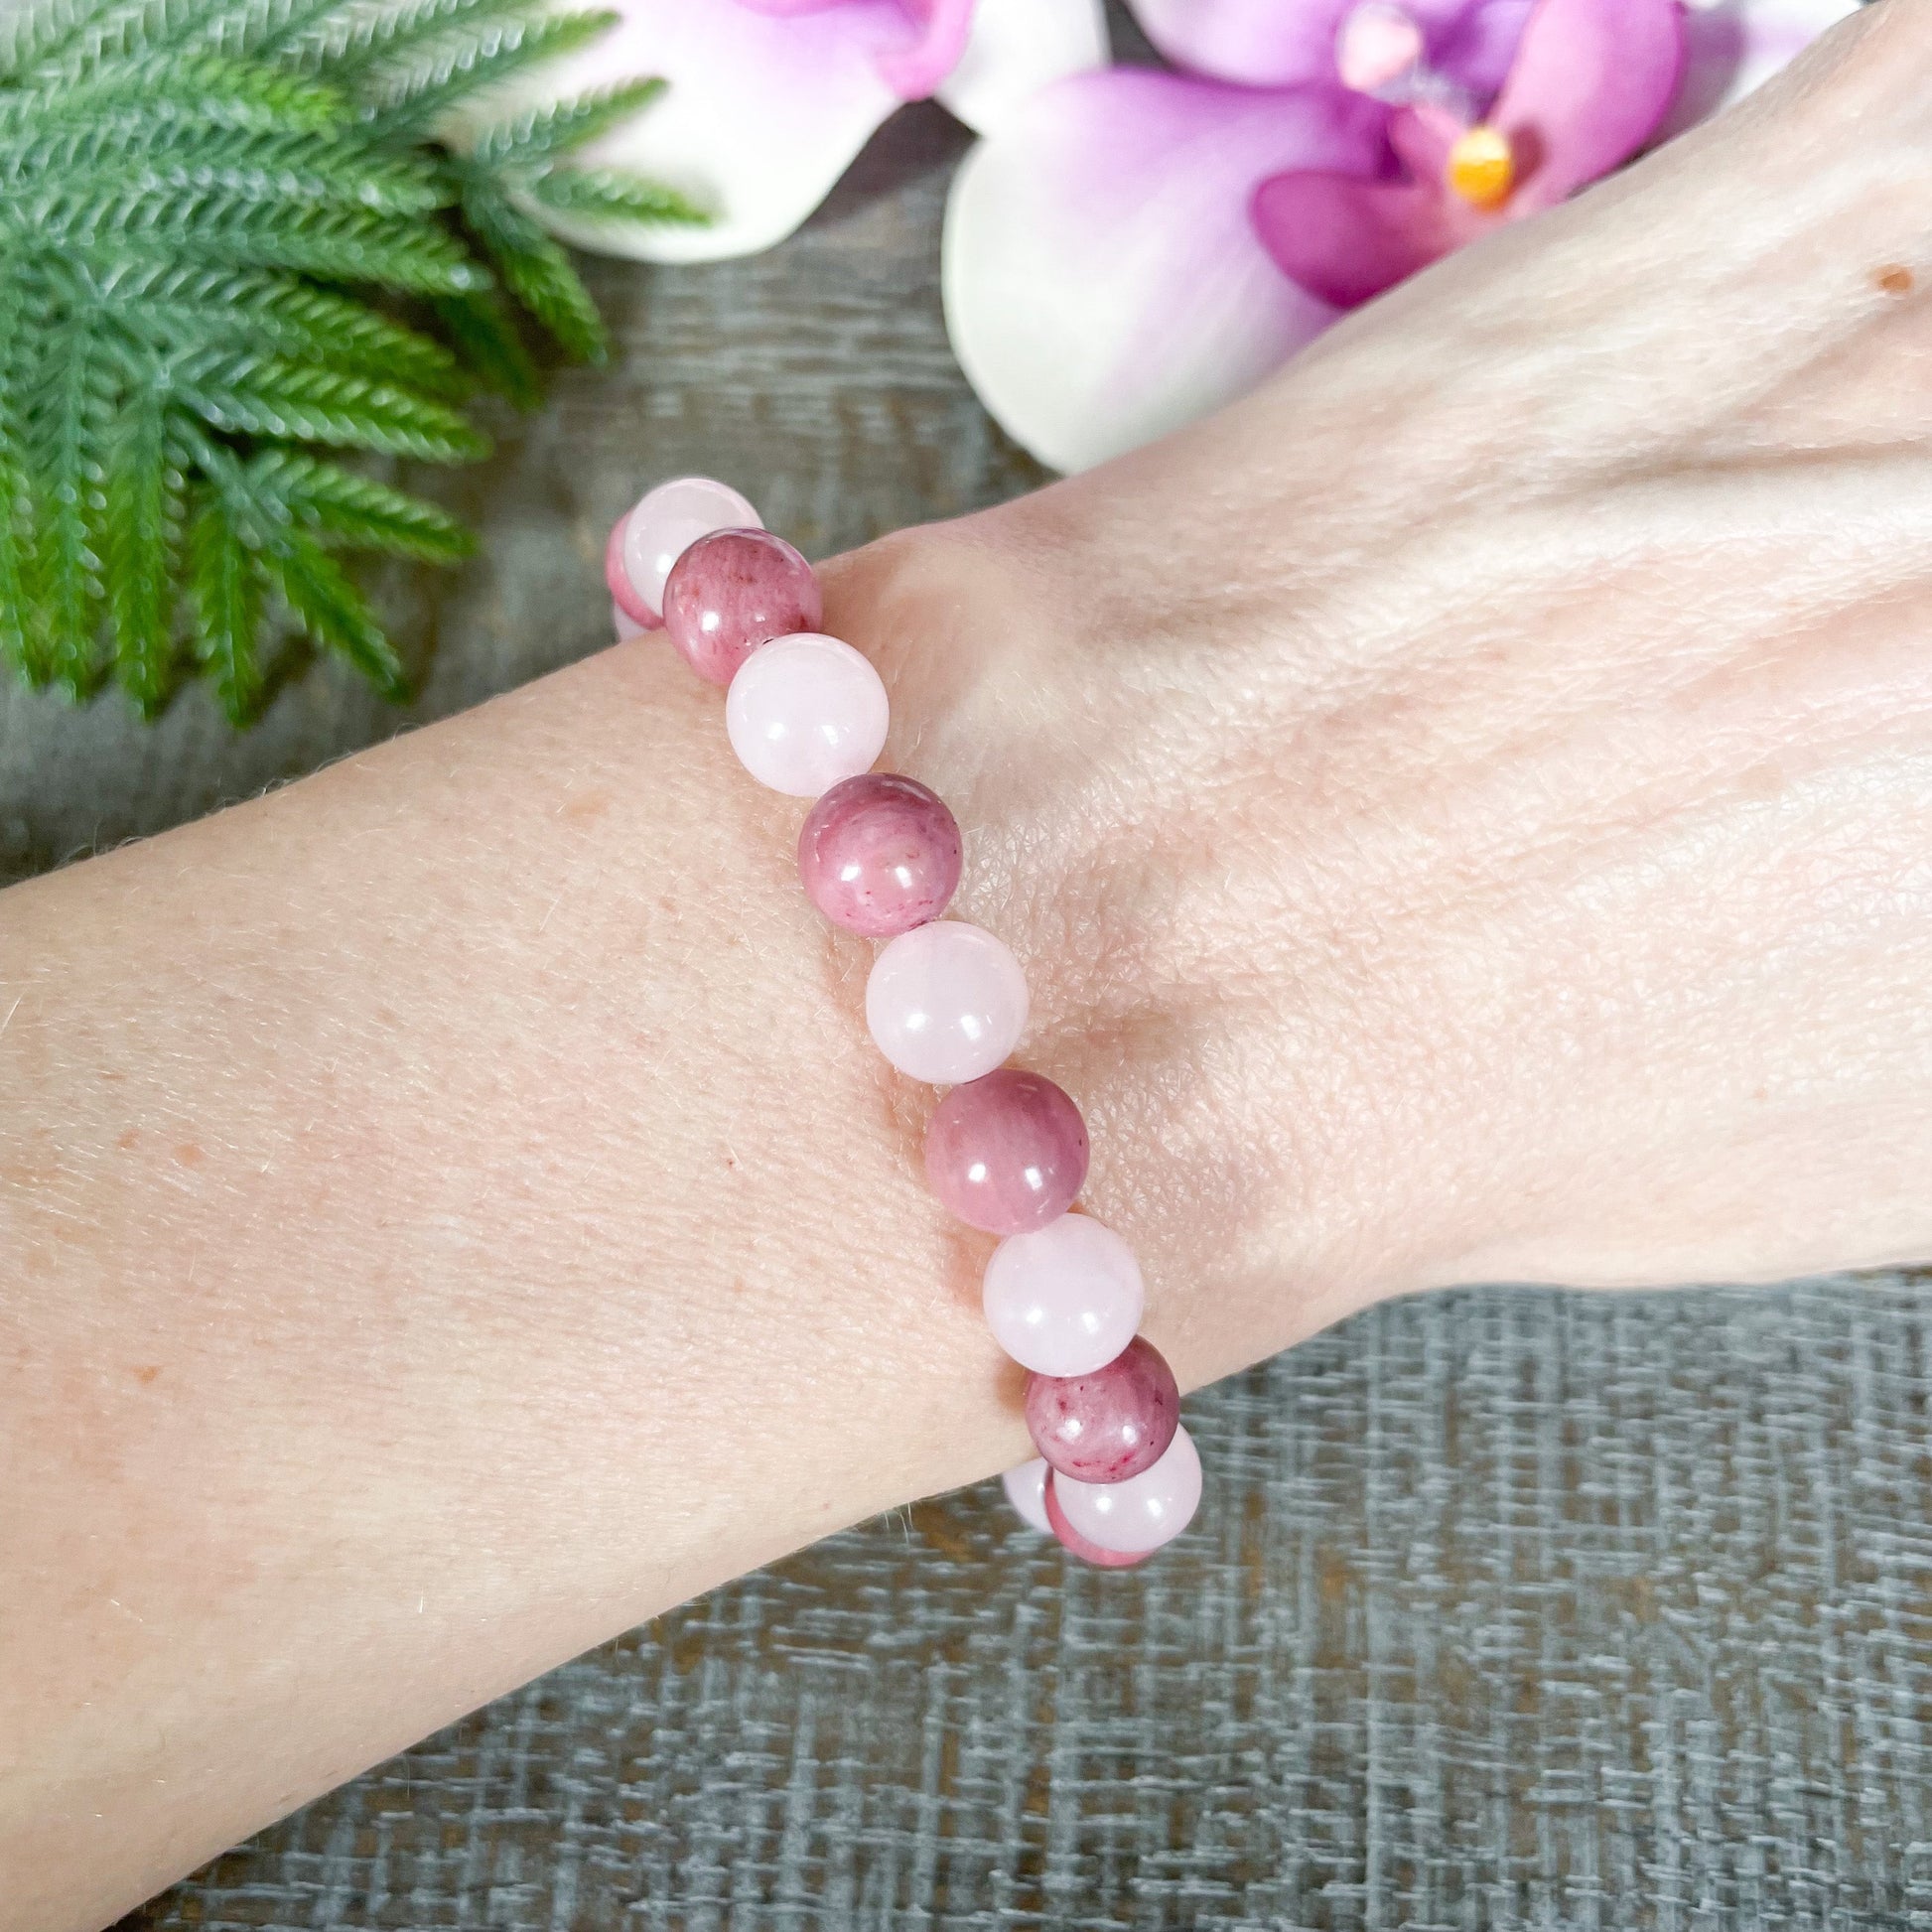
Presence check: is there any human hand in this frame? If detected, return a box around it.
[825,0,1932,1389]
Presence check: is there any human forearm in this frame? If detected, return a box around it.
[0,631,1026,1924]
[0,534,1420,1926]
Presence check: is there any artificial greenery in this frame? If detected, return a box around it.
[0,0,701,722]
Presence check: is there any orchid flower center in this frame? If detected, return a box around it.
[1333,1,1425,95]
[1334,3,1517,212]
[1446,124,1514,209]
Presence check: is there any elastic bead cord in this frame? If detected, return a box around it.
[605,478,1202,1565]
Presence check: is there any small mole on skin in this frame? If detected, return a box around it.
[172,1142,204,1168]
[133,1365,161,1385]
[562,788,613,823]
[1877,264,1914,295]
[116,1128,140,1151]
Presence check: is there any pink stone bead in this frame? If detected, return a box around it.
[1002,1457,1052,1534]
[613,599,649,641]
[1043,1475,1151,1568]
[798,773,961,937]
[981,1211,1143,1377]
[663,528,822,688]
[1025,1336,1179,1484]
[620,477,761,621]
[865,919,1028,1084]
[725,632,890,797]
[1052,1425,1201,1556]
[924,1068,1088,1235]
[606,514,658,628]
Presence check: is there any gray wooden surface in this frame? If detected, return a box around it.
[7,97,1928,1932]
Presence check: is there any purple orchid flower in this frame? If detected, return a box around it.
[517,0,1107,263]
[1252,0,1687,306]
[735,0,979,99]
[943,0,1856,472]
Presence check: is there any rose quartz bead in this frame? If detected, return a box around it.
[1053,1425,1201,1557]
[725,632,890,797]
[798,773,962,937]
[606,514,659,628]
[613,600,649,641]
[865,920,1028,1084]
[1026,1336,1178,1484]
[619,477,761,621]
[1002,1457,1052,1534]
[663,528,822,688]
[924,1068,1088,1235]
[1043,1475,1151,1568]
[981,1211,1143,1376]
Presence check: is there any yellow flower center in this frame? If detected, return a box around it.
[1447,124,1514,210]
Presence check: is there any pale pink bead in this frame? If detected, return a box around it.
[980,1212,1143,1376]
[1043,1476,1150,1568]
[620,477,761,621]
[613,600,648,642]
[1052,1425,1201,1557]
[1002,1458,1052,1534]
[725,632,890,797]
[865,920,1028,1085]
[606,514,658,628]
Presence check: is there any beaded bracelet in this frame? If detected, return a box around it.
[606,478,1202,1567]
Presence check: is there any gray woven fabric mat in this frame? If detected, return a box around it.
[4,79,1924,1932]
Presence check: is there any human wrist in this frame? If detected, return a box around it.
[819,512,1439,1377]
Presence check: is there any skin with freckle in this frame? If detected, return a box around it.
[9,7,1932,1924]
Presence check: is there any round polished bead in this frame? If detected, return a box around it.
[798,772,962,937]
[725,632,890,797]
[1043,1474,1151,1568]
[1026,1336,1178,1484]
[613,599,649,641]
[663,527,823,688]
[620,477,762,621]
[1002,1457,1052,1534]
[924,1068,1088,1235]
[1053,1425,1201,1556]
[866,919,1028,1084]
[981,1211,1142,1376]
[606,514,658,628]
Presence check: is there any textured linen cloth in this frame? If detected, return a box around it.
[2,99,1923,1932]
[118,1282,1932,1929]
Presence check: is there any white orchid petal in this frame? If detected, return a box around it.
[934,0,1110,135]
[527,0,906,262]
[943,69,1381,474]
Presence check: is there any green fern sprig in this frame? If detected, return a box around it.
[0,0,703,723]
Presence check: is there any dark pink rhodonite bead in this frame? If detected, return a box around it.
[1043,1472,1151,1567]
[1026,1336,1179,1484]
[661,526,821,687]
[923,1067,1088,1235]
[798,772,962,937]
